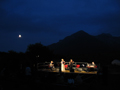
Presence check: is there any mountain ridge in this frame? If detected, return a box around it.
[47,30,120,63]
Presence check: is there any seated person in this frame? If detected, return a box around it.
[86,62,96,68]
[86,63,90,67]
[91,62,96,67]
[86,62,96,71]
[49,61,55,70]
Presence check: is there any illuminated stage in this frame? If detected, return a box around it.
[37,62,98,75]
[38,68,97,74]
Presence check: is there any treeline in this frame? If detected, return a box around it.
[0,42,120,71]
[0,43,61,71]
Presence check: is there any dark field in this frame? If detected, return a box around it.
[1,64,120,90]
[0,71,120,90]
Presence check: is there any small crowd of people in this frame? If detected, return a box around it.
[49,59,75,72]
[49,59,96,72]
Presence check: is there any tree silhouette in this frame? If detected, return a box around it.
[26,43,54,63]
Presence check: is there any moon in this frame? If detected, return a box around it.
[19,35,21,38]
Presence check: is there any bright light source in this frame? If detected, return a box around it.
[19,35,21,38]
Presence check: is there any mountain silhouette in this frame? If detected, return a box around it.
[95,33,120,51]
[48,30,120,63]
[48,30,108,53]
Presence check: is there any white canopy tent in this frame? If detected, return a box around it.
[111,59,120,65]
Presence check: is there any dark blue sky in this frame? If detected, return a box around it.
[0,0,120,52]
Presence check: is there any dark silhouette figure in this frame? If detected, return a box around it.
[69,59,74,72]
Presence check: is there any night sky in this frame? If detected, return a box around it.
[0,0,120,52]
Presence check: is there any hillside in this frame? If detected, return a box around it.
[48,30,120,63]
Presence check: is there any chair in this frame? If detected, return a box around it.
[76,64,83,71]
[95,65,97,68]
[76,64,80,68]
[65,65,68,69]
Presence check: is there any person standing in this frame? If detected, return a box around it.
[69,59,74,72]
[61,59,65,72]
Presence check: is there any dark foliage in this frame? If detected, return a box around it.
[26,43,54,62]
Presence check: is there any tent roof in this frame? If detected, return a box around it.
[111,59,120,65]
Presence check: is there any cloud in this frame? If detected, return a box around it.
[0,0,120,36]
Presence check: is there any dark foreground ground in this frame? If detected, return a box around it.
[0,70,120,90]
[1,64,120,90]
